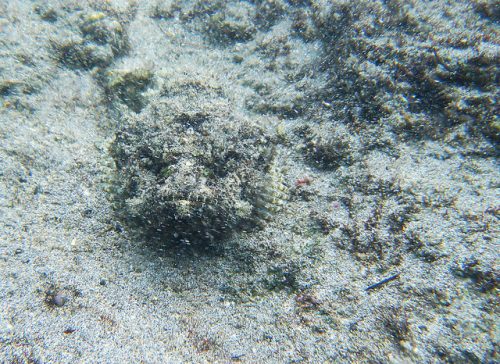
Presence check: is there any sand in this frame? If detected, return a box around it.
[0,0,498,363]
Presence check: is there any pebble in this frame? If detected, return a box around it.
[52,293,67,307]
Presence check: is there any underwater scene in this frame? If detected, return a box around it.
[0,0,498,362]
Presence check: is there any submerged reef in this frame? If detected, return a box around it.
[110,74,282,244]
[311,1,499,149]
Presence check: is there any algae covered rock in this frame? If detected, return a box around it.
[308,0,499,148]
[110,75,279,244]
[52,11,128,69]
[104,68,153,112]
[255,0,287,29]
[206,3,256,44]
[53,35,115,69]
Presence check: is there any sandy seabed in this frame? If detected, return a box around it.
[0,1,498,363]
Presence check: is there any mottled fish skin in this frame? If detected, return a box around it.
[254,159,288,225]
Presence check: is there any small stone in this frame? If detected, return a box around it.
[99,279,107,286]
[233,55,244,63]
[73,289,84,297]
[52,293,67,307]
